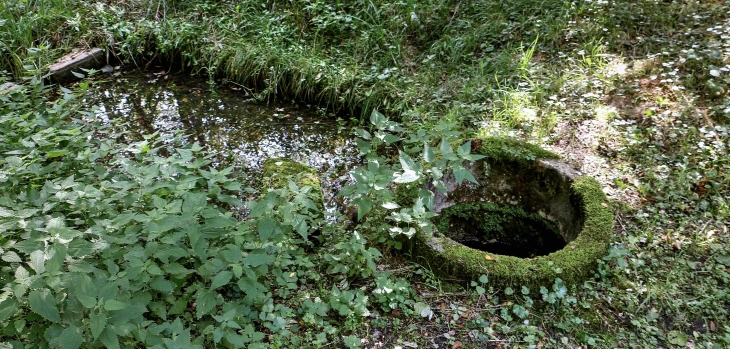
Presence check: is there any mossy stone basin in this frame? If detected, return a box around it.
[408,138,613,288]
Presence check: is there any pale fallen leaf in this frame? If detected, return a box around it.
[452,341,463,349]
[485,254,495,261]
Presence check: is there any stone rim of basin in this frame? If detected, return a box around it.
[48,48,107,84]
[407,137,613,288]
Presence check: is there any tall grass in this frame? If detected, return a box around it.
[0,0,79,78]
[3,0,716,120]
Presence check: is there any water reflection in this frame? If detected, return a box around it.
[85,71,360,211]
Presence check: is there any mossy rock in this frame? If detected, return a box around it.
[262,158,324,211]
[407,138,613,288]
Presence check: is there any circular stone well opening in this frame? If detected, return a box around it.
[435,203,567,258]
[409,137,613,287]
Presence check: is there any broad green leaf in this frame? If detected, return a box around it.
[44,325,64,347]
[398,152,418,172]
[149,301,168,320]
[47,150,69,158]
[169,298,187,315]
[67,239,93,257]
[355,138,372,155]
[463,168,478,184]
[237,278,264,301]
[394,170,419,183]
[716,255,730,265]
[60,175,76,188]
[100,326,120,349]
[214,327,224,343]
[155,215,181,234]
[196,290,217,319]
[220,244,243,264]
[76,294,97,309]
[232,264,243,278]
[89,313,106,340]
[104,299,127,311]
[13,240,44,253]
[1,251,22,263]
[439,137,454,157]
[164,263,192,276]
[203,216,236,230]
[59,325,83,349]
[343,335,361,348]
[29,289,61,323]
[457,141,472,156]
[355,129,371,140]
[182,192,207,214]
[221,309,237,322]
[423,142,435,163]
[381,202,400,210]
[243,253,274,267]
[107,304,145,322]
[413,302,432,318]
[0,298,18,322]
[223,181,242,191]
[257,217,276,243]
[292,216,309,239]
[356,198,372,221]
[150,276,175,293]
[146,263,163,275]
[383,134,402,145]
[211,271,233,290]
[667,330,688,346]
[15,265,29,281]
[14,319,25,333]
[370,109,386,128]
[17,208,39,218]
[29,250,46,274]
[0,207,12,217]
[154,246,189,263]
[454,167,468,185]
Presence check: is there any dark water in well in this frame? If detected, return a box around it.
[436,203,567,258]
[83,70,360,211]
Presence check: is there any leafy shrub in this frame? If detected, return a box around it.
[0,77,404,348]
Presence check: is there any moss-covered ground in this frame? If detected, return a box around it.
[3,0,730,347]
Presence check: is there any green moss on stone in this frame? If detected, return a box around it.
[262,158,324,210]
[409,176,612,288]
[471,136,560,166]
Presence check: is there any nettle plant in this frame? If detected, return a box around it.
[340,110,485,242]
[0,78,433,348]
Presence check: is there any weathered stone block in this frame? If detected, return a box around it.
[48,48,106,83]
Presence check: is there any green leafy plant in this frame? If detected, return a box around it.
[340,110,484,241]
[0,78,400,348]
